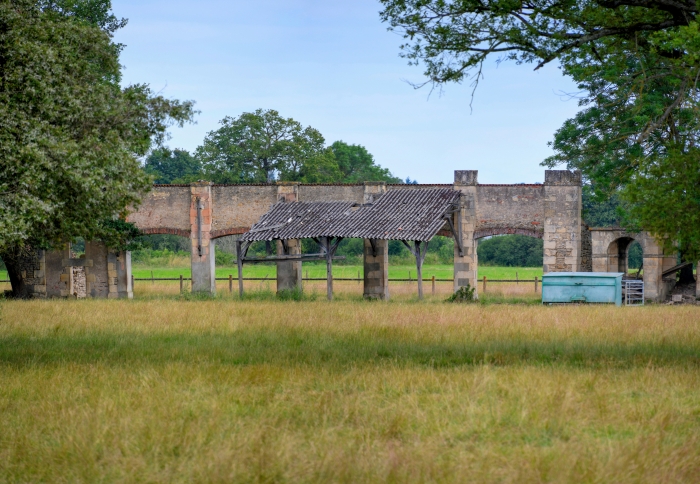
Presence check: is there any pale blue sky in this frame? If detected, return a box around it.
[113,0,581,184]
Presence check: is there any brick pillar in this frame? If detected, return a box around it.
[362,182,389,299]
[453,170,478,295]
[276,182,302,294]
[115,251,133,299]
[543,170,582,273]
[363,239,389,299]
[45,245,72,298]
[190,182,215,294]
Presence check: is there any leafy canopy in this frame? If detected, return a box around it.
[0,0,196,256]
[194,109,402,184]
[380,0,700,259]
[145,148,202,184]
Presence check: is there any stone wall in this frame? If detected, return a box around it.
[212,185,278,237]
[127,185,191,235]
[580,224,592,272]
[474,185,545,238]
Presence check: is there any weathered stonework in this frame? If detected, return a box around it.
[190,182,216,294]
[363,239,389,300]
[454,171,479,294]
[542,170,582,273]
[580,224,593,272]
[590,229,677,302]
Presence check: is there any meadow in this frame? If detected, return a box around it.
[1,290,699,482]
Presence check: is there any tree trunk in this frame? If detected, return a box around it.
[1,246,35,299]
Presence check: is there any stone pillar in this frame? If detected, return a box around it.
[84,241,116,298]
[362,182,389,299]
[364,239,389,299]
[453,170,478,294]
[11,248,47,298]
[275,182,302,294]
[190,182,215,294]
[46,245,71,298]
[277,239,302,292]
[543,170,582,273]
[115,251,133,299]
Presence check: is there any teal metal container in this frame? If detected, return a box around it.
[542,272,623,306]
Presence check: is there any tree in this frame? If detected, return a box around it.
[144,148,202,184]
[379,0,700,260]
[196,109,340,183]
[477,235,543,267]
[0,0,196,296]
[330,141,402,183]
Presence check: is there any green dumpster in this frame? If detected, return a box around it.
[542,272,624,306]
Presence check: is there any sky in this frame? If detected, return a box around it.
[113,0,582,184]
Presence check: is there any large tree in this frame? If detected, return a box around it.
[0,0,196,296]
[196,109,341,183]
[330,141,403,183]
[380,0,700,260]
[144,148,202,184]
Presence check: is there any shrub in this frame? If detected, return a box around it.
[446,283,476,303]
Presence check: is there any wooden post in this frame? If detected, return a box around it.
[432,275,436,295]
[358,270,360,285]
[236,240,244,297]
[483,275,487,293]
[131,275,134,290]
[229,274,233,293]
[179,274,183,294]
[535,276,538,293]
[151,270,154,285]
[416,243,423,300]
[516,271,519,285]
[324,237,333,301]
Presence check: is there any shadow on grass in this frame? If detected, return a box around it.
[1,329,699,370]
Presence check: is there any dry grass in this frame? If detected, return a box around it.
[1,297,699,483]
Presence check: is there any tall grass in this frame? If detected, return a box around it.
[1,300,699,482]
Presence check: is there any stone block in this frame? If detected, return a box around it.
[86,274,96,282]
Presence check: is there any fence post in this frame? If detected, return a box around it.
[516,271,518,285]
[306,270,308,280]
[535,276,538,293]
[432,276,435,295]
[131,275,134,290]
[151,270,154,285]
[358,270,360,285]
[179,274,183,294]
[409,271,411,282]
[483,276,487,293]
[229,274,233,293]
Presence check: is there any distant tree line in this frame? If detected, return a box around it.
[143,109,404,185]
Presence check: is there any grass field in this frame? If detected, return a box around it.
[127,264,543,281]
[1,295,699,482]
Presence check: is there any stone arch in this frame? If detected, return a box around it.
[210,227,250,239]
[473,227,543,240]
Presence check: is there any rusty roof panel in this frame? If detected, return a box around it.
[241,188,460,242]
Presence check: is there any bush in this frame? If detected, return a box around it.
[446,284,476,303]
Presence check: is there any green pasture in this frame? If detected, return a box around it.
[129,264,544,280]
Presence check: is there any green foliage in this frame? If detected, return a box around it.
[144,148,202,184]
[330,141,402,183]
[97,219,142,251]
[379,0,700,260]
[478,236,543,267]
[446,284,476,303]
[0,0,196,259]
[133,234,190,253]
[582,185,622,228]
[196,109,340,183]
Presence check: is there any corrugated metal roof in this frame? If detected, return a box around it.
[241,188,460,242]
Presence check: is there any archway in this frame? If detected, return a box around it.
[607,236,635,273]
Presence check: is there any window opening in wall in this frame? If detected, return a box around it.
[131,234,191,293]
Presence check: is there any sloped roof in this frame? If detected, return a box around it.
[241,188,460,242]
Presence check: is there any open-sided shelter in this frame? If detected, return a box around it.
[237,188,462,299]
